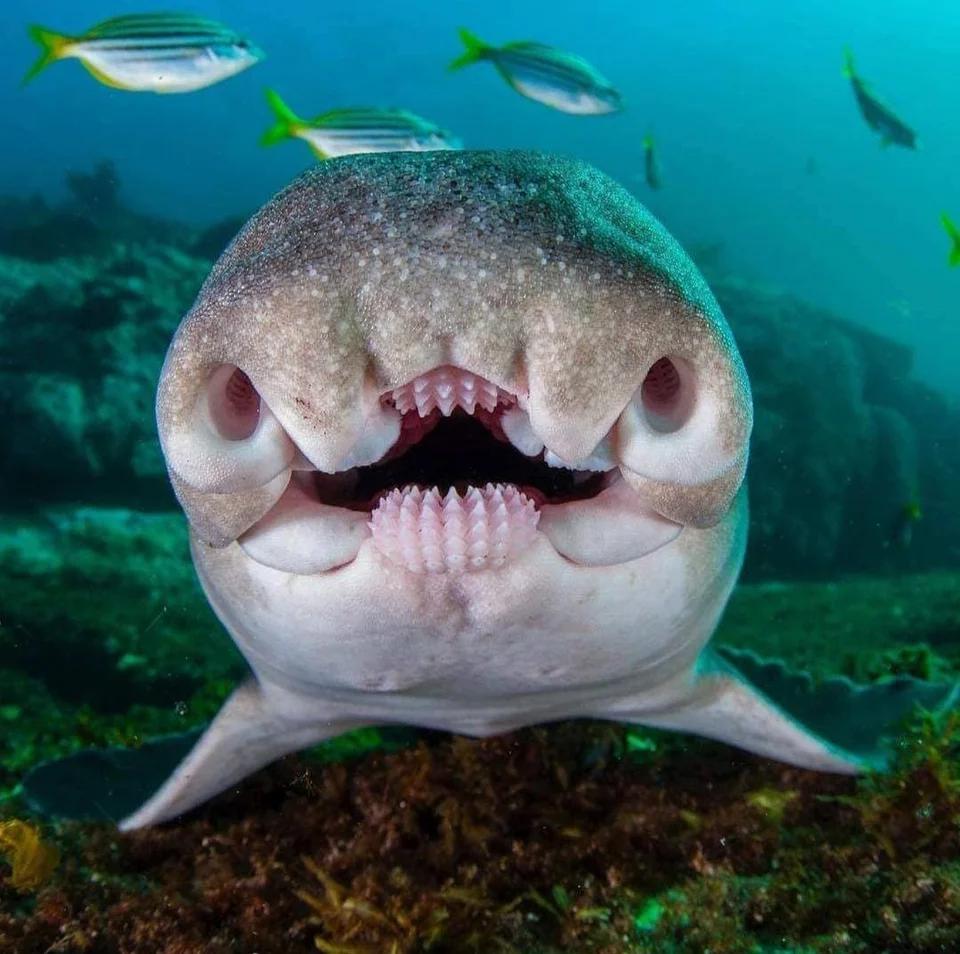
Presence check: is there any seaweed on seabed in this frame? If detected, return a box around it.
[0,820,59,892]
[841,708,960,862]
[627,710,960,954]
[748,710,960,953]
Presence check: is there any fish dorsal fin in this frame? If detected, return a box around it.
[505,40,558,52]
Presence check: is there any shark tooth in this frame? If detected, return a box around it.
[369,483,539,573]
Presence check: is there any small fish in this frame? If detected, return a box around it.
[642,133,662,190]
[941,213,960,268]
[890,497,922,550]
[261,89,461,160]
[24,13,262,93]
[449,28,622,115]
[843,48,917,149]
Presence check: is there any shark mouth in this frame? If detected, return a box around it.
[237,365,681,574]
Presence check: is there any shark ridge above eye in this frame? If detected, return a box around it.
[25,150,953,832]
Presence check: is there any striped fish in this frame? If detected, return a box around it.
[24,13,262,93]
[449,28,622,115]
[261,89,462,160]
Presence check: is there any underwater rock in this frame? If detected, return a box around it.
[189,214,248,260]
[65,159,121,217]
[0,242,208,508]
[0,194,108,262]
[710,273,960,579]
[5,711,960,952]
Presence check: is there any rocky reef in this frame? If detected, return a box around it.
[700,262,960,581]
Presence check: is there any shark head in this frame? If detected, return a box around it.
[156,150,752,699]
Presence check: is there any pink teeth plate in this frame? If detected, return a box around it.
[389,366,514,418]
[369,483,539,573]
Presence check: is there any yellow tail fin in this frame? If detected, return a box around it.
[448,28,489,72]
[842,47,856,80]
[942,212,960,268]
[260,88,303,146]
[24,25,72,85]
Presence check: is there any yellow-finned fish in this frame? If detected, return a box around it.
[942,213,960,268]
[449,28,622,115]
[842,48,916,149]
[642,133,662,190]
[24,13,263,93]
[261,89,462,160]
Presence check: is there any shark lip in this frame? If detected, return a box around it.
[238,365,680,574]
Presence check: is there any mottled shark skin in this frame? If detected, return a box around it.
[121,150,864,831]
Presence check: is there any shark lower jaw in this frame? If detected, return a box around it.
[237,365,682,576]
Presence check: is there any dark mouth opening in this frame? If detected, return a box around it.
[309,408,613,512]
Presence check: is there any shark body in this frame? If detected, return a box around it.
[110,151,926,830]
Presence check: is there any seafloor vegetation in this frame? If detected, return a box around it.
[1,165,959,951]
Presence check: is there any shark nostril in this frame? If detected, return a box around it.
[640,356,695,434]
[208,365,261,441]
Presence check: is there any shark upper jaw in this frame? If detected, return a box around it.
[234,365,682,576]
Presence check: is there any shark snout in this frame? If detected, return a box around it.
[155,150,752,569]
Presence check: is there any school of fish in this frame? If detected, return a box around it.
[21,11,956,264]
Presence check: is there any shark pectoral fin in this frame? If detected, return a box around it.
[627,648,959,774]
[23,730,204,824]
[118,678,360,831]
[630,653,864,773]
[714,646,960,768]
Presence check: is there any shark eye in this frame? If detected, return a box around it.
[639,356,695,433]
[208,365,261,441]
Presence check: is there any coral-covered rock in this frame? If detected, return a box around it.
[708,272,960,579]
[0,239,207,507]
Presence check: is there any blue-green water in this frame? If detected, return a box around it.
[4,0,958,394]
[1,3,958,951]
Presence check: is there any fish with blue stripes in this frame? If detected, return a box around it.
[24,13,262,93]
[261,89,461,160]
[449,28,622,115]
